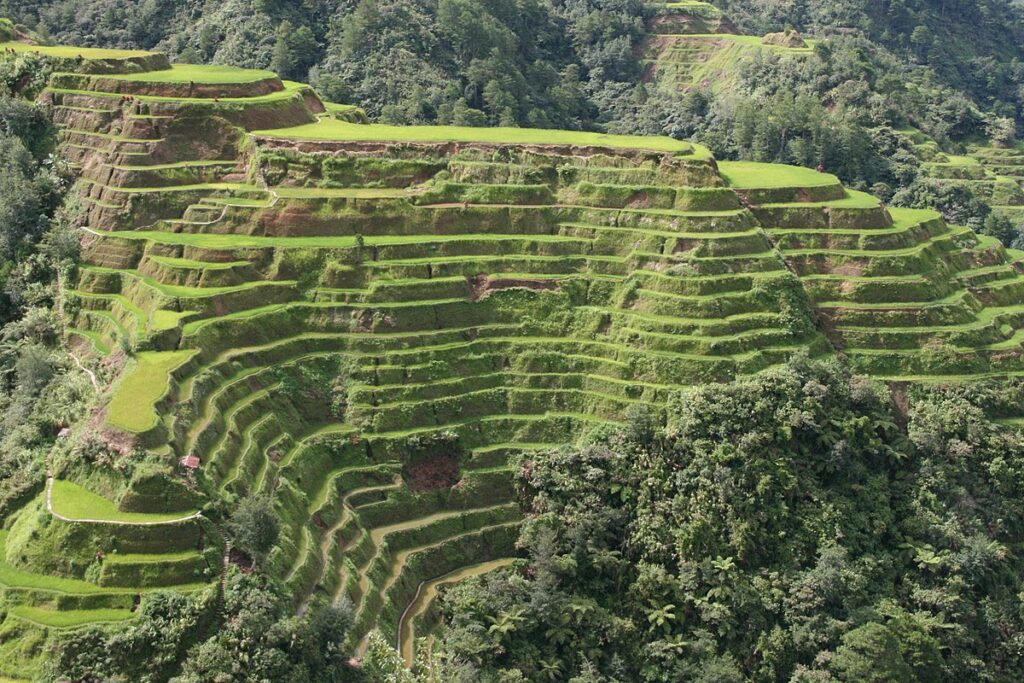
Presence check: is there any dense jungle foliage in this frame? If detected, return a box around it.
[0,94,84,521]
[423,357,1024,682]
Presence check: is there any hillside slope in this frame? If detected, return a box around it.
[4,38,1024,678]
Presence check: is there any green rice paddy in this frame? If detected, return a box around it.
[255,119,702,154]
[0,41,154,59]
[718,160,838,188]
[97,63,276,84]
[10,605,135,629]
[104,350,196,433]
[49,480,197,523]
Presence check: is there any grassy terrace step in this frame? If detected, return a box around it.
[0,41,157,60]
[351,371,678,405]
[105,160,241,172]
[60,128,162,145]
[0,532,130,597]
[44,80,313,106]
[49,480,197,523]
[80,308,132,342]
[254,120,705,154]
[80,179,256,197]
[80,264,295,300]
[353,385,656,427]
[718,160,840,191]
[832,309,1024,350]
[106,350,196,434]
[8,606,135,629]
[145,255,251,271]
[67,328,111,355]
[98,550,211,589]
[59,63,277,86]
[0,530,206,615]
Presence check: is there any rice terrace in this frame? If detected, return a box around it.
[2,1,1024,681]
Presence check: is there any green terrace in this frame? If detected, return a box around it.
[253,119,705,154]
[45,79,314,105]
[640,3,815,96]
[0,49,1013,670]
[0,40,156,60]
[87,63,277,85]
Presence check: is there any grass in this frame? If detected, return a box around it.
[67,328,111,355]
[88,228,587,251]
[46,79,311,104]
[49,480,197,523]
[97,63,276,84]
[682,33,815,51]
[0,532,117,595]
[10,605,134,629]
[0,41,153,59]
[104,550,201,564]
[763,189,881,208]
[105,350,196,433]
[718,160,838,188]
[150,309,196,332]
[253,119,703,154]
[661,0,718,8]
[107,159,238,172]
[147,255,250,270]
[273,186,411,199]
[81,264,295,300]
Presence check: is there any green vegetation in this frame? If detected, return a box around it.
[104,351,195,433]
[98,63,276,84]
[0,41,153,59]
[257,119,698,153]
[2,11,1024,680]
[423,359,1024,681]
[226,495,278,563]
[49,480,196,523]
[0,532,120,595]
[10,605,135,628]
[47,79,310,104]
[718,160,837,188]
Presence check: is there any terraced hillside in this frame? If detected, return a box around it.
[965,144,1024,224]
[5,37,1024,678]
[641,1,813,94]
[917,134,1024,224]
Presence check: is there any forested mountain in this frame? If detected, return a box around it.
[1,0,648,129]
[5,0,1023,133]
